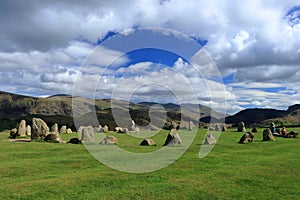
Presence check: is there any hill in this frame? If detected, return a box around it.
[2,91,299,130]
[225,105,300,127]
[0,91,223,131]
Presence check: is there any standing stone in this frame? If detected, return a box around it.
[9,128,18,139]
[238,132,254,144]
[114,127,128,133]
[262,128,275,141]
[251,127,258,133]
[99,136,118,145]
[51,123,59,134]
[163,129,182,146]
[60,125,67,134]
[222,124,227,132]
[237,122,246,132]
[102,125,109,133]
[204,134,217,145]
[31,118,50,140]
[77,126,84,134]
[171,121,177,129]
[214,123,221,131]
[140,138,156,146]
[94,125,102,133]
[18,120,27,137]
[130,120,140,133]
[208,126,215,131]
[67,128,73,134]
[188,121,194,131]
[80,126,94,142]
[130,126,140,133]
[26,125,31,136]
[114,127,123,132]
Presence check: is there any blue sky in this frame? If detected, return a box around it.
[0,0,300,114]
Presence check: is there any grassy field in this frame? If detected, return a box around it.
[0,128,299,200]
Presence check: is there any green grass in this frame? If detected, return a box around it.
[0,128,299,199]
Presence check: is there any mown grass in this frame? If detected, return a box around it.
[0,128,299,200]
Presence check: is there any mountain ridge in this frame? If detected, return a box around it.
[0,91,222,130]
[0,91,299,130]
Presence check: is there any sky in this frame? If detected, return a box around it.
[0,0,300,115]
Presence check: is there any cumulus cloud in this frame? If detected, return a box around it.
[0,40,129,96]
[0,0,300,113]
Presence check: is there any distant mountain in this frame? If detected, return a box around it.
[2,91,298,131]
[47,94,72,98]
[225,105,300,127]
[0,91,223,131]
[262,104,300,126]
[225,108,285,125]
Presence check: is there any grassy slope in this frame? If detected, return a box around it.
[0,128,299,200]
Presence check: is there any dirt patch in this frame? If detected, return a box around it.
[6,139,31,142]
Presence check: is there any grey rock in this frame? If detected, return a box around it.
[140,138,156,146]
[66,128,73,134]
[262,128,275,141]
[238,132,254,144]
[204,133,217,145]
[18,120,26,136]
[60,125,67,134]
[31,118,49,140]
[80,126,94,142]
[163,129,182,146]
[51,123,59,134]
[26,125,31,136]
[44,133,62,143]
[99,136,118,145]
[188,121,194,131]
[237,121,246,132]
[102,125,109,133]
[9,128,18,139]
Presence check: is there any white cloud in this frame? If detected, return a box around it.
[0,0,300,113]
[0,40,129,96]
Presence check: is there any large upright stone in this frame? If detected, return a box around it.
[204,134,217,145]
[51,123,59,134]
[188,121,194,131]
[80,126,94,142]
[237,121,246,132]
[31,118,49,140]
[18,120,27,136]
[262,128,275,141]
[163,129,182,146]
[26,125,31,136]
